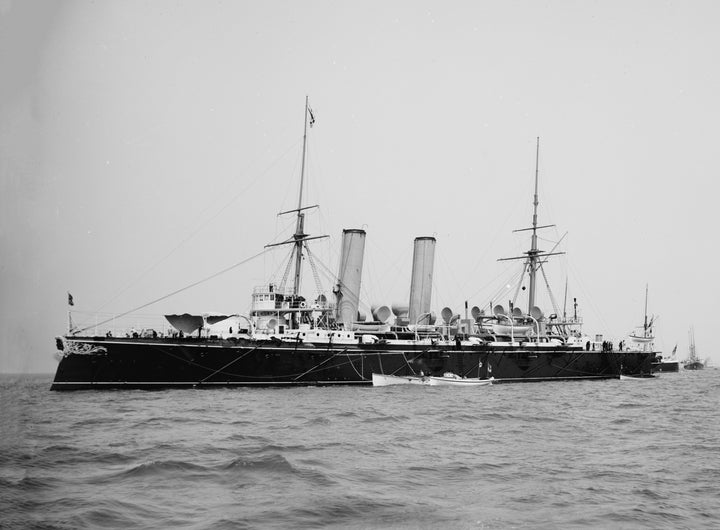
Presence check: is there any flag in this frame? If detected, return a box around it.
[68,292,74,306]
[308,106,315,127]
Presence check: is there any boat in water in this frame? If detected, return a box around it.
[683,327,704,370]
[653,345,680,373]
[619,374,655,381]
[51,106,654,390]
[625,285,675,373]
[371,373,429,386]
[427,373,493,386]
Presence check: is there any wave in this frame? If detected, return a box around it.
[4,371,720,530]
[221,453,336,488]
[202,518,255,530]
[222,453,296,473]
[223,432,273,443]
[244,443,313,454]
[616,402,651,409]
[118,459,210,478]
[250,495,438,529]
[131,415,230,428]
[70,417,119,427]
[39,497,171,530]
[81,459,213,486]
[2,474,61,492]
[303,416,332,426]
[633,487,667,500]
[360,414,411,423]
[32,444,137,467]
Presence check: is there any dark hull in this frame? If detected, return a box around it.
[652,360,680,373]
[683,361,704,370]
[51,337,655,390]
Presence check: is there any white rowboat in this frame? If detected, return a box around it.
[371,373,428,386]
[428,373,493,386]
[619,374,655,381]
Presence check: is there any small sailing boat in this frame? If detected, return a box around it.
[683,327,704,370]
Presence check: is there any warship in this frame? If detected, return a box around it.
[51,101,653,390]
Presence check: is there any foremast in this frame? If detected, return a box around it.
[263,97,328,322]
[291,95,312,296]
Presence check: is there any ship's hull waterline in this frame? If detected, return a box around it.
[51,337,654,390]
[652,360,680,373]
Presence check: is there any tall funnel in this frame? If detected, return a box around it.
[408,236,436,325]
[335,229,366,328]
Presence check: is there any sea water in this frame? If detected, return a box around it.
[1,370,719,529]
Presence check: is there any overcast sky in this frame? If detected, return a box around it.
[2,0,719,373]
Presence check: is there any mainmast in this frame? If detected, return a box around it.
[498,137,564,315]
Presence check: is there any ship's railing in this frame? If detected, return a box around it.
[68,311,174,338]
[546,316,584,327]
[67,311,246,339]
[252,285,294,296]
[251,298,336,311]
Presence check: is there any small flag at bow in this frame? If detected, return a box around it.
[68,292,74,306]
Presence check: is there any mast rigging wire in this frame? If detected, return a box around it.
[72,248,271,335]
[89,138,303,316]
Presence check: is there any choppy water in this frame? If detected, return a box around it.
[1,370,719,529]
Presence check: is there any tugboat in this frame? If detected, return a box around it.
[683,327,704,370]
[653,345,680,373]
[625,285,675,373]
[50,106,653,390]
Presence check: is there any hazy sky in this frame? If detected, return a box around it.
[2,0,719,373]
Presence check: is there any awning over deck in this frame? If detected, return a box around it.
[164,313,235,334]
